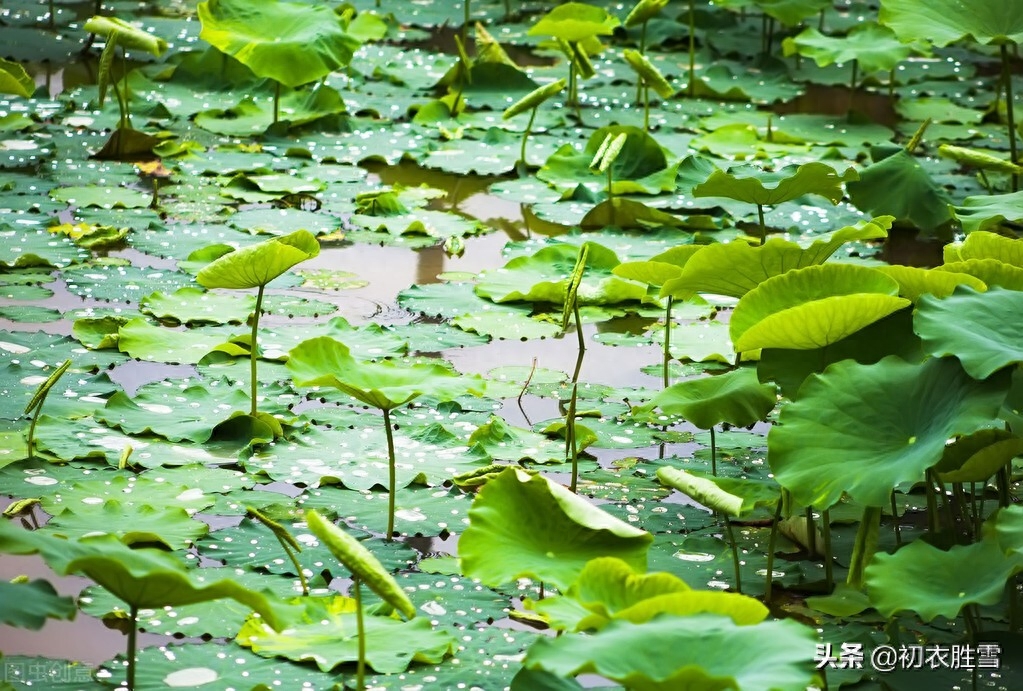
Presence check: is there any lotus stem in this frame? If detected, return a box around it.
[247,507,309,596]
[850,59,858,92]
[1001,44,1019,192]
[519,106,537,168]
[463,0,470,46]
[48,0,55,29]
[662,296,673,388]
[709,425,717,476]
[126,603,138,691]
[888,66,895,99]
[764,499,783,603]
[890,491,902,547]
[847,506,880,590]
[822,508,833,591]
[723,517,742,593]
[273,80,281,124]
[642,81,650,131]
[573,299,585,358]
[818,8,825,31]
[250,285,265,417]
[383,407,397,541]
[567,382,579,493]
[756,204,766,243]
[805,507,816,557]
[925,478,939,532]
[998,462,1012,508]
[353,575,366,691]
[24,359,71,459]
[687,0,696,98]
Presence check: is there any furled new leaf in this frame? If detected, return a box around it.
[83,16,168,56]
[503,79,567,120]
[657,467,780,518]
[621,50,675,99]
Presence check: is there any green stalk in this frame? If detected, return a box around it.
[850,59,858,91]
[925,478,939,532]
[462,0,470,46]
[724,517,742,593]
[567,382,579,493]
[847,506,881,590]
[687,0,696,97]
[642,81,650,131]
[1002,44,1019,192]
[999,462,1012,508]
[822,508,833,591]
[273,80,281,124]
[24,359,71,459]
[383,408,397,541]
[764,499,783,602]
[353,576,366,691]
[519,106,538,167]
[710,425,717,476]
[756,204,766,242]
[635,21,648,104]
[890,491,902,547]
[662,296,673,389]
[246,507,309,596]
[805,507,817,558]
[126,604,138,691]
[49,0,55,29]
[249,285,265,416]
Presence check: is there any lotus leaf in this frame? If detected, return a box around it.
[933,429,1023,483]
[527,3,620,42]
[538,126,679,195]
[95,384,258,443]
[716,0,831,26]
[936,259,1023,291]
[660,217,892,299]
[523,614,817,690]
[693,162,858,207]
[45,500,208,550]
[0,579,76,630]
[196,230,320,290]
[639,367,776,430]
[915,286,1023,379]
[769,356,1009,509]
[237,594,454,674]
[847,149,954,233]
[657,467,780,518]
[0,522,296,630]
[782,23,913,74]
[197,0,360,88]
[117,318,235,364]
[874,265,986,302]
[0,58,33,98]
[879,0,1023,46]
[953,191,1023,234]
[475,242,649,307]
[730,264,909,351]
[459,467,652,591]
[865,536,1023,621]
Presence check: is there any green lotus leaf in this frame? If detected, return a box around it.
[527,3,620,42]
[879,0,1023,46]
[693,162,858,207]
[83,16,168,56]
[45,500,208,550]
[915,286,1023,379]
[475,242,648,306]
[50,186,151,210]
[0,58,34,98]
[117,318,235,364]
[994,505,1023,555]
[661,217,892,299]
[196,230,320,290]
[953,191,1023,234]
[469,415,568,464]
[140,286,255,325]
[0,579,76,630]
[198,0,361,88]
[657,467,780,518]
[237,595,455,673]
[638,367,776,430]
[933,429,1023,483]
[782,23,913,73]
[874,265,986,302]
[716,0,831,26]
[624,0,669,27]
[612,260,683,289]
[730,264,909,351]
[287,336,483,411]
[523,614,817,690]
[0,522,297,629]
[306,509,415,619]
[936,259,1023,291]
[538,126,679,195]
[847,149,954,233]
[459,467,652,591]
[865,536,1023,622]
[580,198,687,231]
[451,309,562,341]
[769,356,1009,509]
[95,384,255,443]
[958,230,1023,267]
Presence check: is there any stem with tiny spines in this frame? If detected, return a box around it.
[354,575,366,691]
[250,285,265,416]
[519,106,537,168]
[383,408,397,541]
